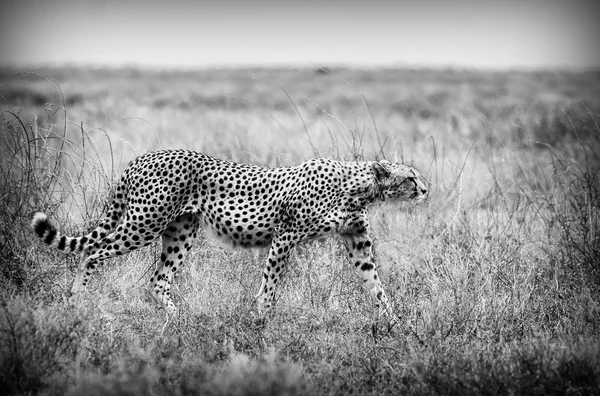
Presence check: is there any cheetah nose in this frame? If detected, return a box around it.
[420,186,428,195]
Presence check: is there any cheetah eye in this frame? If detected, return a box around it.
[402,177,418,190]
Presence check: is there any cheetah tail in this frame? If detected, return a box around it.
[31,212,84,253]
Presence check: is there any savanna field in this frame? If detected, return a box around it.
[1,66,599,395]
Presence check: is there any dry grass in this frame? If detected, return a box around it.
[1,66,599,395]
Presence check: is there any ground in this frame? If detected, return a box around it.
[0,66,599,395]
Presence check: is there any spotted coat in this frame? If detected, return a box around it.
[32,150,428,316]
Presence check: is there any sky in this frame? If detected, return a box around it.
[1,0,599,70]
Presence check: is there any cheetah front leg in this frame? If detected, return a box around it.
[342,234,393,320]
[254,232,298,314]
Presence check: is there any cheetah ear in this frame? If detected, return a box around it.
[371,160,391,181]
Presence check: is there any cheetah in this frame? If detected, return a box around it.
[31,150,428,317]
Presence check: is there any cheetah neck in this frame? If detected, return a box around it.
[342,161,385,203]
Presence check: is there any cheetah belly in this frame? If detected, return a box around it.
[198,205,276,249]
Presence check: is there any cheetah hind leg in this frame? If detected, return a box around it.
[149,213,199,313]
[68,217,154,306]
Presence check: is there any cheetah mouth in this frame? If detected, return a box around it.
[411,192,427,202]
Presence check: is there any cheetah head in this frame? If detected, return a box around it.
[371,160,429,203]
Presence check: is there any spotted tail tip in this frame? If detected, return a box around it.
[32,212,48,234]
[31,212,58,245]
